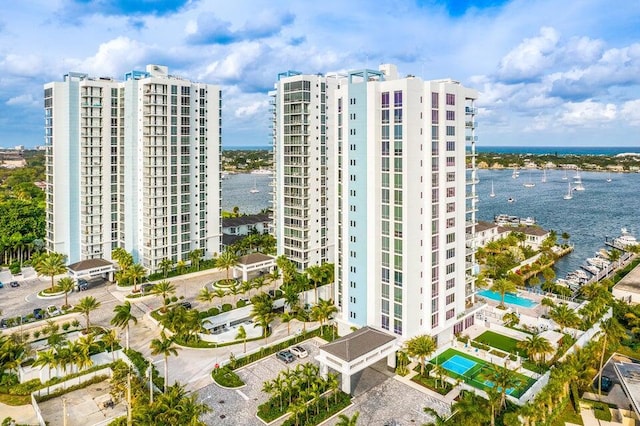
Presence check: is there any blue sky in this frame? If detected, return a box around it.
[1,0,640,148]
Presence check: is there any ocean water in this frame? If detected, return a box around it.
[222,168,640,280]
[221,173,272,214]
[477,146,638,156]
[476,168,640,278]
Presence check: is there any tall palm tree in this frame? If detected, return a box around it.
[215,250,238,283]
[34,251,67,291]
[150,331,180,392]
[57,277,76,309]
[405,334,436,375]
[597,317,626,396]
[197,287,215,304]
[101,329,120,362]
[126,263,147,293]
[76,296,101,333]
[236,325,247,353]
[450,390,490,426]
[517,334,554,364]
[111,301,138,350]
[188,248,203,271]
[311,298,338,333]
[280,311,295,336]
[423,407,446,426]
[487,363,521,410]
[549,303,581,332]
[491,278,517,308]
[151,280,176,313]
[33,348,58,386]
[306,264,324,303]
[158,258,174,278]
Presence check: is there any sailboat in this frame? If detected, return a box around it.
[489,180,496,198]
[512,167,519,179]
[606,172,612,183]
[563,181,573,200]
[541,168,547,183]
[523,170,535,188]
[249,178,260,194]
[562,169,568,180]
[573,169,585,191]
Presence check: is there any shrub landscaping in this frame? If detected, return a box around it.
[211,366,244,388]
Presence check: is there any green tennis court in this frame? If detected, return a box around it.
[431,348,535,398]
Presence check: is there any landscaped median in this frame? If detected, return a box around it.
[211,365,244,388]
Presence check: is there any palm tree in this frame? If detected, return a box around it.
[561,232,570,245]
[188,248,203,271]
[450,390,491,426]
[197,287,215,304]
[33,348,58,386]
[311,298,338,333]
[34,251,67,291]
[150,331,180,392]
[126,263,146,293]
[236,325,247,353]
[608,248,622,269]
[597,317,626,396]
[517,334,554,364]
[151,280,176,313]
[216,250,238,283]
[405,334,436,375]
[176,259,186,275]
[491,278,517,308]
[101,329,120,362]
[306,264,324,303]
[280,311,295,336]
[57,277,75,309]
[487,363,521,410]
[76,296,101,333]
[423,407,446,426]
[158,258,174,278]
[111,247,133,270]
[111,301,138,350]
[549,303,581,332]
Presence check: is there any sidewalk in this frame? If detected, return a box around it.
[0,401,39,425]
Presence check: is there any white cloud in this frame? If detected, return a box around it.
[235,99,268,118]
[0,54,44,77]
[620,100,640,126]
[78,37,152,77]
[496,27,559,82]
[6,93,39,107]
[558,100,617,126]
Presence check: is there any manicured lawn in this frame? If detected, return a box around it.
[475,331,523,355]
[431,348,535,398]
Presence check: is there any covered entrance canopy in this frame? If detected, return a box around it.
[234,253,276,282]
[316,326,398,394]
[67,258,115,282]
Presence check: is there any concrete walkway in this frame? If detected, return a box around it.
[0,401,39,425]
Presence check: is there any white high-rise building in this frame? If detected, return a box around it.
[44,65,222,271]
[272,64,481,343]
[270,72,336,270]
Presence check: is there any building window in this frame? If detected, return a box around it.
[394,91,402,107]
[446,157,455,167]
[446,278,455,290]
[446,293,455,305]
[431,92,439,108]
[446,141,455,151]
[446,263,455,274]
[446,126,455,136]
[393,319,402,335]
[432,313,439,328]
[446,248,455,258]
[446,110,455,120]
[382,92,389,108]
[446,309,455,320]
[382,315,389,330]
[446,93,455,105]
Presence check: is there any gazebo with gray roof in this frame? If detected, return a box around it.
[316,326,398,394]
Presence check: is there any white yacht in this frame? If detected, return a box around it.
[614,228,638,247]
[563,181,573,200]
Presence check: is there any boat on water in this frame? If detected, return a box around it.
[563,181,573,200]
[489,180,496,198]
[581,264,600,275]
[606,172,612,183]
[562,169,568,180]
[494,214,535,226]
[541,168,547,183]
[573,169,585,191]
[512,167,519,179]
[523,170,535,188]
[614,228,638,247]
[251,169,272,175]
[507,197,515,203]
[249,178,260,193]
[586,257,610,269]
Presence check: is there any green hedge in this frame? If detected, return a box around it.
[211,366,244,388]
[35,375,109,403]
[280,391,351,426]
[123,348,163,391]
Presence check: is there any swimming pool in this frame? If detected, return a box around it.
[478,289,537,308]
[441,354,477,375]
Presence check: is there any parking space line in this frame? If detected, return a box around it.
[236,389,249,401]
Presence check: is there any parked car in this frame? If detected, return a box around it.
[289,345,308,359]
[33,308,45,320]
[179,301,192,310]
[593,375,613,392]
[0,281,4,288]
[9,281,19,288]
[47,305,62,317]
[76,279,89,291]
[141,283,155,294]
[276,350,295,364]
[0,319,8,328]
